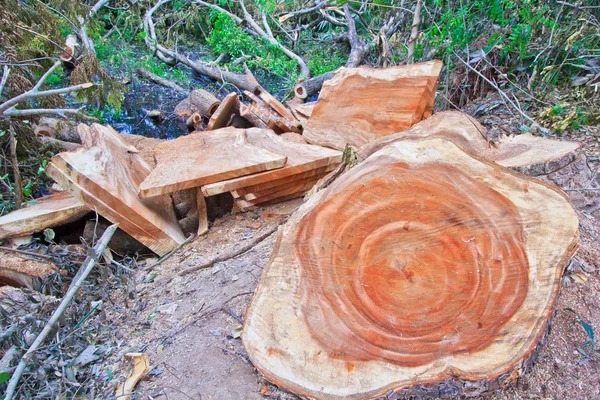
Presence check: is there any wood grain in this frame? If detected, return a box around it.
[201,128,342,196]
[240,171,330,202]
[0,192,89,241]
[359,111,581,170]
[206,93,239,131]
[46,124,186,256]
[303,61,443,150]
[243,138,579,399]
[138,127,287,198]
[0,250,56,291]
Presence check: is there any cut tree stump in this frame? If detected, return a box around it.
[138,127,287,198]
[303,61,443,150]
[0,192,89,241]
[46,124,185,256]
[201,128,342,196]
[0,250,56,291]
[206,93,239,131]
[243,138,579,399]
[359,111,581,170]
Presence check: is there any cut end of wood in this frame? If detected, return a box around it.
[243,137,578,399]
[294,85,307,99]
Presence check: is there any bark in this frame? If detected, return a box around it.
[189,89,221,117]
[294,71,336,100]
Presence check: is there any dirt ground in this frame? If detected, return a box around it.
[101,105,600,400]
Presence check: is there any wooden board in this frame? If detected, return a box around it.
[201,128,342,196]
[46,124,186,256]
[241,171,331,201]
[359,111,581,170]
[138,127,287,198]
[235,177,323,208]
[233,189,308,212]
[232,164,337,198]
[0,192,89,241]
[206,93,239,131]
[303,61,443,150]
[197,188,208,236]
[0,250,56,291]
[243,138,579,399]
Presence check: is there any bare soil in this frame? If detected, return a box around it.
[102,103,600,399]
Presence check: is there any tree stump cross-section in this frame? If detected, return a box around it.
[242,138,579,399]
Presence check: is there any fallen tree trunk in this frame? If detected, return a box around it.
[294,71,336,100]
[156,45,260,93]
[136,68,187,94]
[242,138,579,399]
[189,89,221,117]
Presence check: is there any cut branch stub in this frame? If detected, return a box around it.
[243,138,579,399]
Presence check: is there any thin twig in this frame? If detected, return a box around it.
[144,234,196,271]
[4,224,118,400]
[8,127,22,209]
[179,221,286,276]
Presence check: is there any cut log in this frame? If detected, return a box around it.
[242,138,579,399]
[359,111,582,171]
[0,192,89,241]
[358,111,489,159]
[201,128,342,196]
[186,112,203,131]
[206,93,239,131]
[138,128,287,198]
[484,133,582,172]
[174,98,192,118]
[46,124,186,256]
[302,61,443,150]
[294,70,336,100]
[189,89,221,117]
[0,251,56,291]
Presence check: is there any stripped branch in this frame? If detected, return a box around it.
[344,4,367,68]
[0,60,94,119]
[144,0,177,65]
[0,66,10,97]
[407,0,423,63]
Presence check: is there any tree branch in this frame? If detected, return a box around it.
[144,0,177,65]
[0,66,9,98]
[407,0,423,63]
[1,107,96,120]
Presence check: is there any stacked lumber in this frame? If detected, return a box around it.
[243,137,579,399]
[303,61,443,150]
[46,124,186,256]
[200,128,342,211]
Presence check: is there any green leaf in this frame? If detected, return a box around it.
[23,182,33,197]
[43,228,55,243]
[578,316,595,343]
[0,371,10,383]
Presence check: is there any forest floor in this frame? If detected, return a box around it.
[96,95,600,400]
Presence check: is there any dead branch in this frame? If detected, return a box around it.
[8,127,23,209]
[136,67,187,94]
[0,61,95,119]
[407,0,423,63]
[277,1,331,19]
[3,224,118,400]
[0,66,9,97]
[453,51,543,131]
[343,4,367,68]
[144,0,177,65]
[179,220,287,276]
[156,45,260,92]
